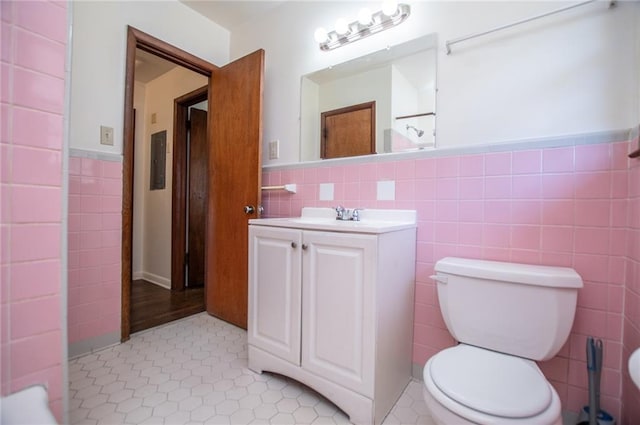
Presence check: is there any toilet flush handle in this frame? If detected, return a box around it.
[430,274,448,284]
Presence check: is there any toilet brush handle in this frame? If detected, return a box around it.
[587,337,597,425]
[594,339,603,418]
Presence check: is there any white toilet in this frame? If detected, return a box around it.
[423,257,583,425]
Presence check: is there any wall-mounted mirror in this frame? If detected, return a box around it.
[300,33,438,162]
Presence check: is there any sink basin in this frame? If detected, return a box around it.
[249,207,417,234]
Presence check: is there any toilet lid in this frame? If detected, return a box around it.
[430,345,552,418]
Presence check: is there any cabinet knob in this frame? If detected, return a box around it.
[302,244,308,250]
[291,242,297,248]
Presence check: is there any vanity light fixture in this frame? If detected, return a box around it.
[314,1,411,51]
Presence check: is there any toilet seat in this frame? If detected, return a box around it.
[431,345,551,417]
[423,345,561,424]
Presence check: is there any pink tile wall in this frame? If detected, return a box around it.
[67,157,122,344]
[623,137,640,425]
[1,1,67,421]
[262,139,632,419]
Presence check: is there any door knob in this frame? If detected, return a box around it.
[244,205,255,214]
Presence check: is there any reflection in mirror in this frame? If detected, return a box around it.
[300,33,438,162]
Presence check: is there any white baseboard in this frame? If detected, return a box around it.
[141,271,171,289]
[132,271,143,280]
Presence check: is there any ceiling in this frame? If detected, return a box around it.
[135,1,286,84]
[135,49,179,84]
[179,1,286,31]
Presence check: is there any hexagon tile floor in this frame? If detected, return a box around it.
[69,312,437,425]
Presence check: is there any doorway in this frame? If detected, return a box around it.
[129,52,207,333]
[121,26,264,341]
[172,86,208,292]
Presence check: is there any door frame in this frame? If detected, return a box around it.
[171,86,208,292]
[121,26,217,341]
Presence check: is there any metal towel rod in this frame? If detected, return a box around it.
[395,112,435,120]
[261,184,297,193]
[445,0,615,55]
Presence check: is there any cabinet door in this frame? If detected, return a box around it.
[248,226,302,365]
[301,231,377,397]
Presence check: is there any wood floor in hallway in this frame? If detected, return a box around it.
[130,279,205,334]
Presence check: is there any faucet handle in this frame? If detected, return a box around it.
[335,205,345,220]
[352,208,363,221]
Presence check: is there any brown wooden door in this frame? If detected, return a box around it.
[187,108,207,287]
[321,101,376,159]
[207,50,264,329]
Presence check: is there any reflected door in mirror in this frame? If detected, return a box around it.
[321,101,375,159]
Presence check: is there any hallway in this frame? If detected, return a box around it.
[130,280,204,334]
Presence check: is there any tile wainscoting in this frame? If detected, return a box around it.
[67,153,122,357]
[1,0,68,421]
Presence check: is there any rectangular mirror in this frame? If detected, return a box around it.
[300,33,438,162]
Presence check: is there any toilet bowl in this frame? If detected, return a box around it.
[422,345,562,425]
[422,257,582,425]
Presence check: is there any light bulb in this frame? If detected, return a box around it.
[382,0,398,16]
[314,27,329,43]
[358,8,372,25]
[335,18,350,35]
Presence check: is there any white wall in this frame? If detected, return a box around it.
[132,81,147,279]
[300,79,320,161]
[391,65,419,144]
[133,67,208,287]
[69,0,230,155]
[230,1,639,165]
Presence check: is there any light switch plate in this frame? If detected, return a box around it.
[268,140,279,160]
[100,125,114,146]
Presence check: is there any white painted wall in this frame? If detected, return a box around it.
[230,1,639,165]
[132,81,147,280]
[391,65,419,143]
[69,0,229,155]
[133,67,208,288]
[300,79,320,161]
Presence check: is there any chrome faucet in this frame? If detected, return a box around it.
[335,206,363,221]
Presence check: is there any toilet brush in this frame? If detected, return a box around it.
[576,337,615,425]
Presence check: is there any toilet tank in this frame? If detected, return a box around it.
[433,257,583,361]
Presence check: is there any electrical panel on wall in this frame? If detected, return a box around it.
[150,130,167,190]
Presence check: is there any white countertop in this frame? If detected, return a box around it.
[249,207,417,234]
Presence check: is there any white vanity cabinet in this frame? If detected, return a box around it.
[248,208,416,425]
[248,226,302,365]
